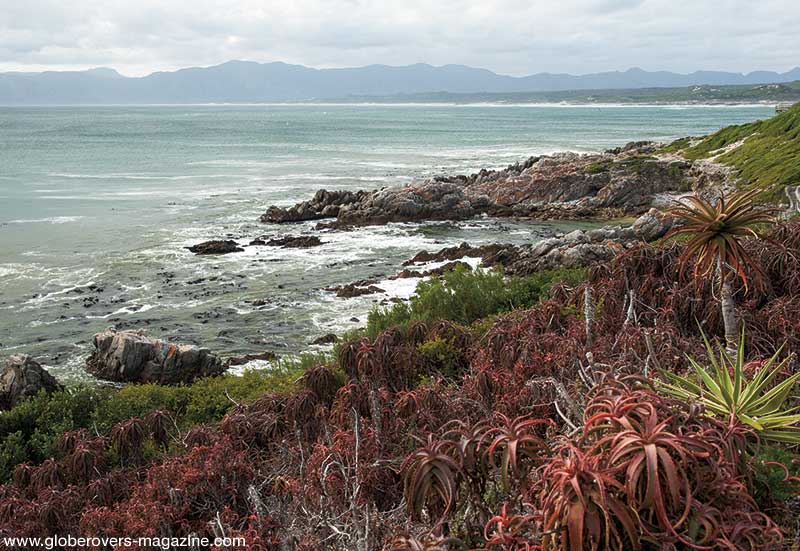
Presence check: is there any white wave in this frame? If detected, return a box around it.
[48,172,234,181]
[0,265,24,278]
[28,316,77,327]
[185,159,296,168]
[226,359,280,376]
[112,304,155,315]
[4,216,84,224]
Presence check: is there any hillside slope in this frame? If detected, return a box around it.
[665,102,800,199]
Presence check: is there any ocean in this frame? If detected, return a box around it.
[0,104,774,382]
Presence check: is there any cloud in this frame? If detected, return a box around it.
[0,0,797,76]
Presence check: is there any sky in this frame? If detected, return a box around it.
[0,0,798,77]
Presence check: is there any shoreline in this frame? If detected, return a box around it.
[0,105,784,382]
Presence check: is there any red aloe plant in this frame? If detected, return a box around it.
[30,459,64,493]
[597,411,705,541]
[145,410,173,449]
[109,418,147,464]
[482,503,540,550]
[299,364,341,404]
[539,444,640,551]
[481,415,552,490]
[401,435,462,523]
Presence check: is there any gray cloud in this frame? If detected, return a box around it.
[0,0,797,76]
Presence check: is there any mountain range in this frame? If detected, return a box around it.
[2,61,800,105]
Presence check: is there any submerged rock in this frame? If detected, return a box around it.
[0,355,63,410]
[312,333,339,345]
[86,328,225,384]
[327,280,386,298]
[187,240,244,255]
[261,235,324,248]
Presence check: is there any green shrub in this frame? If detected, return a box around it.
[367,265,587,337]
[0,386,106,480]
[752,445,800,503]
[0,366,306,483]
[506,267,586,307]
[409,266,509,326]
[0,431,28,482]
[417,337,468,380]
[366,302,413,337]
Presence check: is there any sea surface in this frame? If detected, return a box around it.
[0,104,774,382]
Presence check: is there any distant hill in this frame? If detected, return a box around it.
[1,61,800,105]
[335,81,800,105]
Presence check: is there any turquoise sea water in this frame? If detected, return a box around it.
[0,104,774,381]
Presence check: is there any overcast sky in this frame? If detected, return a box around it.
[1,0,798,76]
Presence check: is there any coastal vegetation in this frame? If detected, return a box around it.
[2,197,799,548]
[0,360,312,483]
[2,105,800,548]
[365,266,587,336]
[663,101,800,200]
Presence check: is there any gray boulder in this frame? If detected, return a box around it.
[86,328,225,384]
[506,226,634,275]
[632,208,677,242]
[1,355,62,410]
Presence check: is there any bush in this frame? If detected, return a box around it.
[0,386,105,481]
[0,366,305,483]
[416,338,468,380]
[753,445,800,503]
[366,265,586,336]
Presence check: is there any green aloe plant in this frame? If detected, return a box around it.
[659,327,800,444]
[667,189,776,349]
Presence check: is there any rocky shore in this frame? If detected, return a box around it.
[261,142,722,228]
[381,207,676,279]
[4,142,723,391]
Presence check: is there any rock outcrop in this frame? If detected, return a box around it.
[403,242,524,268]
[86,329,225,384]
[261,190,369,223]
[392,260,474,279]
[631,208,678,242]
[0,355,62,410]
[396,209,678,278]
[505,227,635,275]
[312,334,339,345]
[187,240,244,255]
[262,143,712,228]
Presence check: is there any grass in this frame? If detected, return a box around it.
[663,102,800,201]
